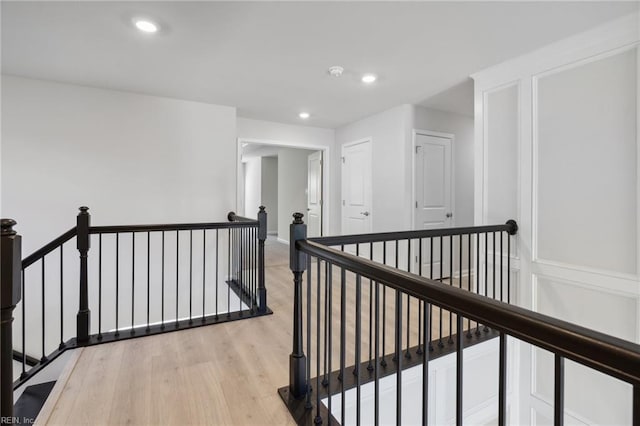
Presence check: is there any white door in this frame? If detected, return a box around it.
[342,139,372,236]
[415,133,453,279]
[307,151,323,238]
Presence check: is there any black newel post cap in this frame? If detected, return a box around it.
[506,219,518,235]
[0,219,17,236]
[259,206,266,212]
[293,212,304,224]
[228,211,236,221]
[79,206,89,214]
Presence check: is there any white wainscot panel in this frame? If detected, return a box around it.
[535,47,638,275]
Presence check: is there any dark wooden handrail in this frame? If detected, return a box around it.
[297,239,640,386]
[22,227,77,269]
[228,211,258,222]
[309,220,517,246]
[90,221,257,234]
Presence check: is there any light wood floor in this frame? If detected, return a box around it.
[40,239,467,426]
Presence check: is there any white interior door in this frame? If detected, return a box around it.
[415,133,453,279]
[342,139,372,236]
[307,151,323,238]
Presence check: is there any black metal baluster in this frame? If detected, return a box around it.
[395,288,403,425]
[327,263,333,419]
[323,262,329,386]
[394,240,399,360]
[176,230,179,326]
[115,233,120,336]
[467,234,472,338]
[356,273,362,426]
[227,229,231,318]
[21,269,25,378]
[418,239,423,356]
[484,232,489,332]
[555,355,564,426]
[368,241,374,372]
[189,229,193,324]
[60,244,65,347]
[374,279,380,426]
[406,239,411,359]
[161,231,165,329]
[459,234,463,341]
[306,254,312,408]
[131,232,135,333]
[215,229,219,319]
[493,231,496,301]
[500,232,504,302]
[41,257,46,361]
[315,259,322,424]
[456,314,463,426]
[202,230,206,321]
[633,386,639,426]
[507,233,511,304]
[340,266,346,425]
[498,332,507,426]
[439,236,443,348]
[448,235,453,345]
[146,232,150,332]
[476,232,481,336]
[239,228,243,315]
[422,297,430,426]
[354,243,360,375]
[97,237,102,340]
[381,242,387,367]
[430,238,434,352]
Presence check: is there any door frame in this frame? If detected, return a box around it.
[236,137,331,238]
[341,137,373,234]
[411,129,456,231]
[307,150,324,236]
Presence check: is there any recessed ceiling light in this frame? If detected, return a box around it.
[135,19,158,33]
[362,74,377,84]
[299,112,310,119]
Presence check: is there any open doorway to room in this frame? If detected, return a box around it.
[238,140,328,242]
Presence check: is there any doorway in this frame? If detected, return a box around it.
[238,140,329,242]
[414,130,454,278]
[341,138,372,236]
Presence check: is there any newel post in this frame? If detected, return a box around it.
[289,212,308,399]
[257,206,267,314]
[1,219,21,421]
[76,206,91,344]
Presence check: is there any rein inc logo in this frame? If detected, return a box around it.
[1,417,35,424]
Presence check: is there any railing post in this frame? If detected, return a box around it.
[289,212,307,399]
[76,206,91,344]
[1,219,22,421]
[257,206,267,314]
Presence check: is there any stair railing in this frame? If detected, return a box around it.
[279,213,640,426]
[0,206,270,421]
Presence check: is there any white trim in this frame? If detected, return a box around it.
[341,137,373,234]
[277,237,290,245]
[237,137,331,237]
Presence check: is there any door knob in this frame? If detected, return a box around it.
[360,211,370,216]
[446,212,452,218]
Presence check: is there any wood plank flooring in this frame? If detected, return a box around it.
[41,238,469,425]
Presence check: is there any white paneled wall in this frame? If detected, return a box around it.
[473,11,640,426]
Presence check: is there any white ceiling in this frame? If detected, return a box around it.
[2,2,637,128]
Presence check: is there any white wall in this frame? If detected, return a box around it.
[237,117,336,234]
[243,157,262,219]
[336,104,414,233]
[2,75,238,358]
[261,157,278,233]
[277,147,315,242]
[2,76,237,248]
